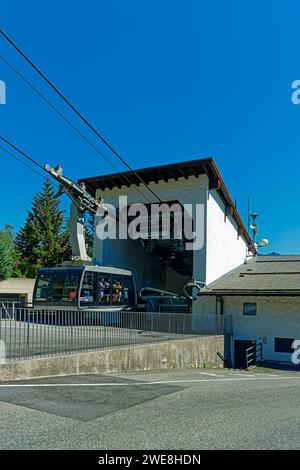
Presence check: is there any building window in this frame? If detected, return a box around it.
[274,338,294,353]
[243,303,257,316]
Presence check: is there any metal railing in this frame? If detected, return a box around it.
[0,307,224,363]
[0,300,22,320]
[0,297,22,303]
[246,342,263,368]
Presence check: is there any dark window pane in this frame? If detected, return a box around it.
[274,337,294,353]
[243,303,257,316]
[35,270,81,304]
[80,272,94,304]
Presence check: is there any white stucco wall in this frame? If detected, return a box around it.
[196,295,216,314]
[201,294,300,364]
[206,191,249,284]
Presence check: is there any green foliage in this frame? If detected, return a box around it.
[0,224,15,248]
[15,179,70,277]
[0,236,13,280]
[85,213,94,258]
[0,225,15,280]
[60,218,73,261]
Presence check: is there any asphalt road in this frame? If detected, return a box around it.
[0,367,300,450]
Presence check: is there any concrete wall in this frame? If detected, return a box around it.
[0,278,35,303]
[0,335,224,381]
[206,191,249,285]
[201,294,300,365]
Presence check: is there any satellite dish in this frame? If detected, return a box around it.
[259,239,269,247]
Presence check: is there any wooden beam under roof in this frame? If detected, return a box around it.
[238,226,244,237]
[209,177,220,190]
[225,205,234,217]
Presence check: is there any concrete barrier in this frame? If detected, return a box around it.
[0,335,224,381]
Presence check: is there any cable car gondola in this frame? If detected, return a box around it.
[33,265,137,311]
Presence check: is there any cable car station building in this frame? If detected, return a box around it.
[81,158,254,312]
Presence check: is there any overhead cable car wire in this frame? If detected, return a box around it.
[0,134,46,172]
[0,54,151,202]
[0,29,163,203]
[0,144,46,179]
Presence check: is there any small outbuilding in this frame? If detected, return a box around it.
[0,278,35,305]
[198,255,300,367]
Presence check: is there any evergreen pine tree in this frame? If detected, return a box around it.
[15,179,69,277]
[30,179,65,266]
[60,218,73,261]
[15,214,40,277]
[85,213,94,258]
[0,224,15,249]
[0,224,19,277]
[0,236,13,280]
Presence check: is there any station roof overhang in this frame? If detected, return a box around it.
[199,290,300,297]
[80,157,253,247]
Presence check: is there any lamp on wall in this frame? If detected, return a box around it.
[249,212,269,249]
[259,238,269,248]
[245,197,269,262]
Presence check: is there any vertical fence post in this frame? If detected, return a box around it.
[26,315,30,360]
[129,313,133,348]
[71,311,73,352]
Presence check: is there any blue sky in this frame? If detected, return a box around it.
[0,0,300,253]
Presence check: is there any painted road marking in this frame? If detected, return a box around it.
[0,376,300,387]
[198,372,224,377]
[233,373,256,377]
[233,372,279,378]
[254,373,279,377]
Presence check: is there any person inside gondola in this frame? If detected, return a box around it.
[101,278,111,302]
[69,289,77,301]
[97,277,110,303]
[97,278,105,302]
[112,280,122,302]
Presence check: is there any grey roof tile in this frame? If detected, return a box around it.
[201,255,300,294]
